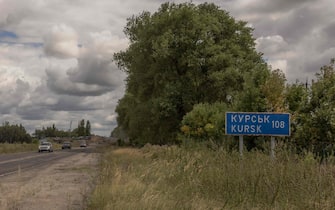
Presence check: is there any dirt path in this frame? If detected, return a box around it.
[0,152,99,210]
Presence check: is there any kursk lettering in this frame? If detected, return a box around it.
[231,114,270,123]
[231,125,262,133]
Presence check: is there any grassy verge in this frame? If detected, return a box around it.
[0,143,38,154]
[88,144,335,210]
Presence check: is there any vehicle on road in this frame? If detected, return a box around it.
[61,142,71,149]
[80,141,87,147]
[38,142,53,152]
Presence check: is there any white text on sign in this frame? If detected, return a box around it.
[225,112,290,136]
[231,114,270,124]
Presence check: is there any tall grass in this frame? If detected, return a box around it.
[0,143,38,154]
[88,144,335,210]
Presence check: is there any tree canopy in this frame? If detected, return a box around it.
[114,2,270,145]
[290,59,335,154]
[0,122,32,143]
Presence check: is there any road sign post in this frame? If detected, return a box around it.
[239,135,243,156]
[271,136,275,159]
[226,112,290,157]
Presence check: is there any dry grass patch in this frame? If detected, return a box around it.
[88,145,335,210]
[0,143,37,154]
[111,147,142,156]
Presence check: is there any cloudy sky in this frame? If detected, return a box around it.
[0,0,334,136]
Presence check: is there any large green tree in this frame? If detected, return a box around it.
[114,2,269,145]
[292,59,335,154]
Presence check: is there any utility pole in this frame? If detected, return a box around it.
[69,121,72,137]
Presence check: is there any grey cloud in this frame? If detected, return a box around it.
[1,10,23,27]
[0,78,30,114]
[5,13,24,26]
[17,82,103,120]
[44,24,79,59]
[46,69,113,96]
[285,45,335,82]
[323,22,335,38]
[45,28,127,97]
[49,95,99,111]
[251,5,321,43]
[256,35,289,57]
[16,78,30,90]
[276,7,321,43]
[315,22,335,52]
[0,0,37,29]
[231,0,335,82]
[244,0,315,14]
[68,54,124,88]
[16,105,49,120]
[16,82,58,120]
[305,48,335,73]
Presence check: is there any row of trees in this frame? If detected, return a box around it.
[0,122,32,143]
[34,124,70,139]
[34,119,91,139]
[76,119,91,137]
[0,119,92,143]
[112,2,335,155]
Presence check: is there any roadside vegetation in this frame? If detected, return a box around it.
[112,2,335,157]
[0,142,38,154]
[99,2,335,209]
[88,144,335,210]
[3,2,335,208]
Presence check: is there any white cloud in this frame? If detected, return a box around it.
[92,122,103,129]
[256,35,289,56]
[268,59,288,73]
[0,66,30,114]
[88,30,129,57]
[44,24,79,59]
[45,30,127,96]
[105,114,117,122]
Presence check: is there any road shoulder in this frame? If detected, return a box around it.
[0,152,99,210]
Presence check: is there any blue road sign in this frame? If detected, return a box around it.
[225,112,290,136]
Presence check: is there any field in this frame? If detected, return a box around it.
[88,144,335,210]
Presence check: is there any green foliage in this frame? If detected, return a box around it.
[86,120,91,136]
[114,2,269,145]
[0,122,32,143]
[290,59,335,155]
[34,119,91,139]
[77,119,91,137]
[285,81,309,113]
[34,124,73,138]
[180,102,227,142]
[261,69,287,112]
[235,68,269,112]
[78,119,86,136]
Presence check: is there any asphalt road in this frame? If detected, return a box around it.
[0,147,94,177]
